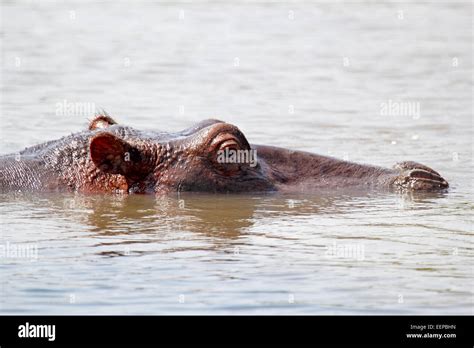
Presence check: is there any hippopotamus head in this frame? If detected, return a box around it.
[0,113,449,194]
[87,116,275,194]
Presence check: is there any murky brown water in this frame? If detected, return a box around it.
[0,1,472,314]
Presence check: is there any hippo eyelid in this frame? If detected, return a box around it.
[193,123,251,152]
[210,135,244,153]
[218,139,240,151]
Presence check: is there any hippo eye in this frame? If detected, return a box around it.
[218,139,240,152]
[209,134,243,154]
[211,137,243,174]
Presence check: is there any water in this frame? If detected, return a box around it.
[0,1,472,314]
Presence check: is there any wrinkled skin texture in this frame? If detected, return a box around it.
[0,115,448,194]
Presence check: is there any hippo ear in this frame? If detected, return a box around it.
[89,114,117,130]
[89,133,144,178]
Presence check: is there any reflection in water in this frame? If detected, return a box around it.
[0,187,470,315]
[0,188,450,245]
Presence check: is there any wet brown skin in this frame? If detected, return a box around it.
[0,115,448,194]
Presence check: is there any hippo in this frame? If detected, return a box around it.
[0,114,448,194]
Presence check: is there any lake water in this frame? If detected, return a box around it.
[0,1,472,314]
